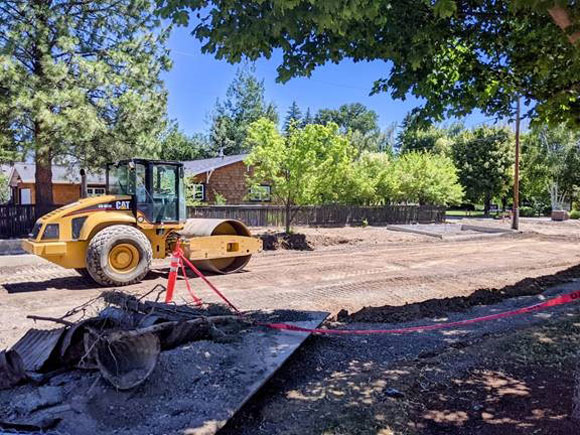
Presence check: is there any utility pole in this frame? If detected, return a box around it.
[512,97,521,230]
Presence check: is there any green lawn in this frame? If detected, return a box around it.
[445,210,486,217]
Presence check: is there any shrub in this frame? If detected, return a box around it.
[570,209,580,219]
[519,206,535,217]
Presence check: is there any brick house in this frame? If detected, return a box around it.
[7,163,106,205]
[183,154,271,204]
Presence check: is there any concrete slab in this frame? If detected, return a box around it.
[0,311,329,435]
[387,223,515,240]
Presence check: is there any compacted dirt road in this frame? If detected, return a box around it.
[2,220,580,348]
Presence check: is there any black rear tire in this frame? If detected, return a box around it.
[86,225,152,286]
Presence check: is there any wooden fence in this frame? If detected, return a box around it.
[0,203,446,239]
[0,204,61,239]
[187,204,446,227]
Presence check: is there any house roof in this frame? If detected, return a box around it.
[182,154,248,176]
[9,163,106,185]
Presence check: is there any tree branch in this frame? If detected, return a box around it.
[548,5,580,45]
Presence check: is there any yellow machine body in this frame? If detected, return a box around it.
[22,195,261,272]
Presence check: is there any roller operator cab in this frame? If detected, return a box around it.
[22,159,262,287]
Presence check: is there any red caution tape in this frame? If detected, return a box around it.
[261,290,580,335]
[167,246,580,336]
[170,247,241,313]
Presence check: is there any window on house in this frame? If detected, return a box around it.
[249,185,271,202]
[191,183,205,201]
[20,188,31,205]
[87,187,106,197]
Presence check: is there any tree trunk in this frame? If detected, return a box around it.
[34,127,53,207]
[484,193,491,216]
[32,1,53,208]
[285,200,291,234]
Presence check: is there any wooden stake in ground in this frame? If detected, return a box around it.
[512,97,521,231]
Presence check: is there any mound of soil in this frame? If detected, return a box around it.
[338,264,580,323]
[260,232,313,251]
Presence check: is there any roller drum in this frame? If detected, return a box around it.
[178,218,253,274]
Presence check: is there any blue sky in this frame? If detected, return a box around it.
[164,27,496,136]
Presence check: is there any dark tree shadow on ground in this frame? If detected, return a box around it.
[3,269,166,294]
[222,314,580,435]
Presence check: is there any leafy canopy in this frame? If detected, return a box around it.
[158,120,211,161]
[245,118,356,208]
[389,152,464,206]
[451,126,514,210]
[157,0,580,128]
[521,124,580,209]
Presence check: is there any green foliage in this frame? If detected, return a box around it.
[451,126,513,213]
[345,151,463,206]
[284,101,302,133]
[315,103,382,152]
[570,209,580,220]
[245,118,462,218]
[397,114,463,155]
[158,121,211,161]
[389,152,464,206]
[344,152,394,205]
[1,0,170,204]
[244,118,356,231]
[0,173,10,204]
[213,192,227,205]
[521,124,580,207]
[158,0,580,129]
[302,108,314,127]
[209,65,278,155]
[519,206,536,217]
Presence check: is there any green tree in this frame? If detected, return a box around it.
[391,152,464,206]
[316,103,378,135]
[302,108,314,127]
[283,101,302,133]
[377,123,397,155]
[345,152,394,205]
[158,0,580,129]
[452,126,513,214]
[521,124,580,211]
[315,103,381,151]
[397,114,461,155]
[1,0,169,205]
[244,118,355,232]
[209,65,278,155]
[158,121,210,161]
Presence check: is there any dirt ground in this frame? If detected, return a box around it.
[2,220,580,348]
[2,218,580,433]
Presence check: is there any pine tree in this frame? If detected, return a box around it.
[283,101,302,133]
[209,65,278,155]
[0,0,170,205]
[302,108,314,127]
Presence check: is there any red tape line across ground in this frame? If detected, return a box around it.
[172,249,580,336]
[261,290,580,335]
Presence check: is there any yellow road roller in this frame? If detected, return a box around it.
[22,159,262,286]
